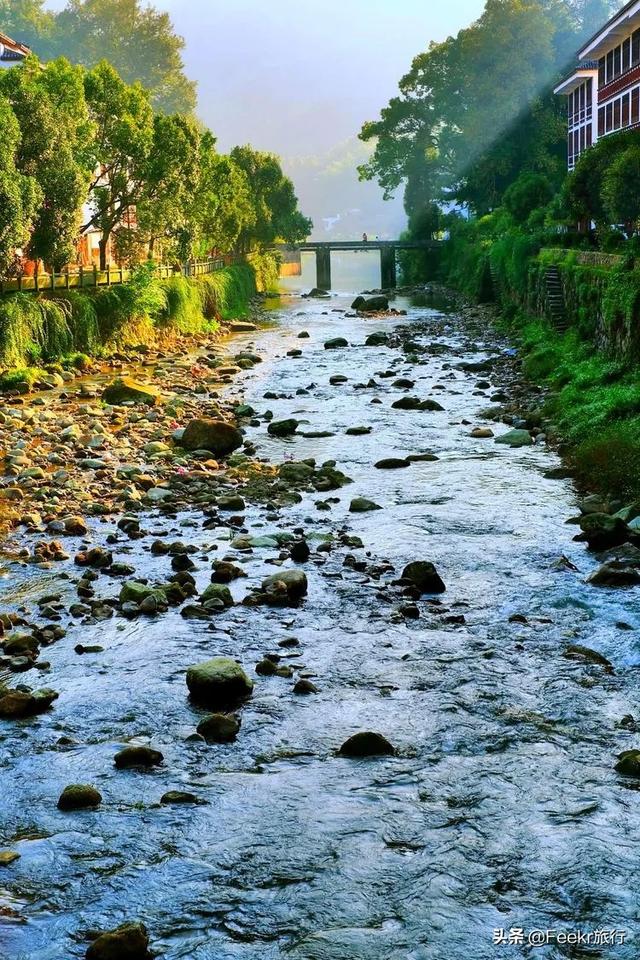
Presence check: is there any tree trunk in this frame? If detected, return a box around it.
[99,233,110,271]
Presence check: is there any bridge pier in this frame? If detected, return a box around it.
[316,247,331,290]
[380,246,397,289]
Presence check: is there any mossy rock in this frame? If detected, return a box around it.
[180,418,243,455]
[58,784,102,811]
[186,657,253,709]
[86,921,150,960]
[102,378,159,407]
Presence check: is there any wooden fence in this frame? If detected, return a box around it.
[0,256,236,296]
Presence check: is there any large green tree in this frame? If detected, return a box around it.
[359,0,620,223]
[4,0,196,115]
[0,95,41,275]
[230,146,312,250]
[0,56,92,269]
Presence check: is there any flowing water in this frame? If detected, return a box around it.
[2,268,640,959]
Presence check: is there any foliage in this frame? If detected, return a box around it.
[7,0,196,114]
[0,56,93,269]
[565,130,640,226]
[0,95,41,275]
[231,146,312,250]
[359,0,615,219]
[503,172,553,224]
[602,145,640,236]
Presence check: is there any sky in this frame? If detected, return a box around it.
[43,0,487,236]
[45,0,485,155]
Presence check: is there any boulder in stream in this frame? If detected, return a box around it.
[86,921,150,960]
[268,418,299,437]
[578,513,630,551]
[338,731,395,757]
[179,418,243,455]
[401,561,446,594]
[57,784,102,811]
[114,746,163,769]
[186,657,253,709]
[197,713,241,743]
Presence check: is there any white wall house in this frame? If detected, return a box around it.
[0,32,30,69]
[556,1,640,169]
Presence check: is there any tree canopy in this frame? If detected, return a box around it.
[3,0,195,114]
[359,0,618,221]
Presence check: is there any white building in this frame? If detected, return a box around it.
[0,32,30,68]
[555,1,640,169]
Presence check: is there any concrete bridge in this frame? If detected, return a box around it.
[273,240,438,290]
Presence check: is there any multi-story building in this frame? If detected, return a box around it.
[555,2,640,169]
[0,31,30,68]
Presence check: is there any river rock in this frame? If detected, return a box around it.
[615,750,640,776]
[114,746,163,769]
[278,461,314,483]
[57,784,102,810]
[401,561,446,594]
[186,657,253,708]
[470,427,494,438]
[357,295,389,313]
[86,922,150,960]
[586,563,640,587]
[196,712,241,742]
[375,458,411,469]
[307,288,330,298]
[160,791,200,804]
[563,644,613,672]
[102,378,158,407]
[364,331,389,346]
[200,583,234,607]
[261,568,308,601]
[495,429,533,447]
[293,678,318,694]
[290,540,311,562]
[578,513,629,550]
[350,497,382,513]
[268,418,299,437]
[180,419,243,455]
[338,732,395,757]
[0,687,58,718]
[324,337,349,349]
[119,581,167,607]
[346,426,372,435]
[216,495,245,512]
[211,561,246,583]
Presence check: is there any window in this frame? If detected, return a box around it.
[587,125,592,148]
[634,29,640,66]
[614,98,621,128]
[633,87,640,124]
[606,101,613,131]
[607,49,614,82]
[614,44,621,78]
[623,37,631,71]
[598,106,605,135]
[623,92,630,127]
[599,57,606,85]
[586,79,593,118]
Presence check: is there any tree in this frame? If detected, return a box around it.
[503,171,553,224]
[189,136,254,255]
[603,146,640,236]
[565,130,639,225]
[359,0,621,225]
[82,61,154,269]
[0,56,92,269]
[230,146,312,250]
[46,0,196,114]
[0,0,54,50]
[0,95,41,275]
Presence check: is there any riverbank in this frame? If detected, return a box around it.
[407,226,640,502]
[0,254,279,393]
[1,282,640,958]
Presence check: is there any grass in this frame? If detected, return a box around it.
[509,314,640,500]
[0,255,279,388]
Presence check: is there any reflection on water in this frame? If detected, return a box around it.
[280,250,383,295]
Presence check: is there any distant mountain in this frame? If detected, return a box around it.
[283,138,407,241]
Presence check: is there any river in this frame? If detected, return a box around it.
[2,263,640,959]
